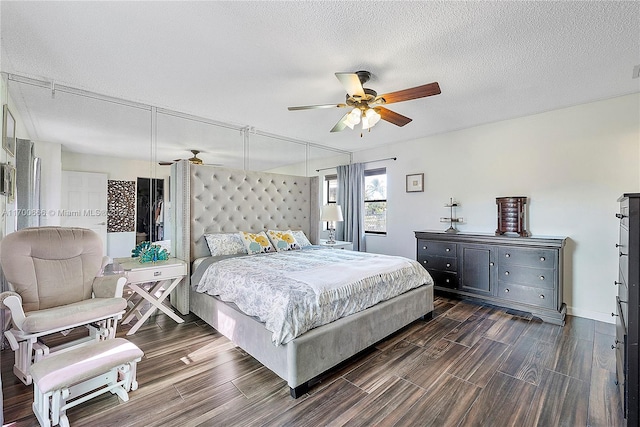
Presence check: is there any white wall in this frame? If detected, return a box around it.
[62,152,170,258]
[354,93,640,323]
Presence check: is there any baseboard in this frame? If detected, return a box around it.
[566,305,615,324]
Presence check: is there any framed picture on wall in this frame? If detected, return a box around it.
[2,105,16,157]
[406,173,424,192]
[1,163,15,202]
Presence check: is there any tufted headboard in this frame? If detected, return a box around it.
[170,160,320,313]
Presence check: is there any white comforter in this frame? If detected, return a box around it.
[191,248,433,345]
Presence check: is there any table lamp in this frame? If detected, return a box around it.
[321,204,343,244]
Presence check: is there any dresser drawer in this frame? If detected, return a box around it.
[498,282,555,309]
[418,240,457,258]
[619,225,629,285]
[124,262,187,284]
[428,270,458,289]
[618,199,629,229]
[618,273,628,325]
[498,247,557,269]
[615,298,627,412]
[419,256,457,272]
[498,264,555,289]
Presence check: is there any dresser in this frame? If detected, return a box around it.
[615,193,640,424]
[415,231,566,325]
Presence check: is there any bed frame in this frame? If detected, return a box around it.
[171,161,434,397]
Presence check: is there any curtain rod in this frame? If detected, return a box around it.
[315,157,397,172]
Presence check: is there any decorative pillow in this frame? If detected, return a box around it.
[239,231,276,255]
[291,230,312,247]
[266,230,301,252]
[204,233,247,256]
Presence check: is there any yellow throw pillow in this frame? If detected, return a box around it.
[239,231,276,255]
[266,230,301,252]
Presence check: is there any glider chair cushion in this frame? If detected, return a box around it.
[0,227,128,385]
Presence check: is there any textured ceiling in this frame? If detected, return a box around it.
[1,1,639,165]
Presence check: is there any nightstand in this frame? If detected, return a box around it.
[319,239,353,250]
[114,257,187,335]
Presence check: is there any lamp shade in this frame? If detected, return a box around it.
[321,204,343,222]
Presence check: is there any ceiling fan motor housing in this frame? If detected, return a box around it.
[355,70,371,84]
[346,88,378,108]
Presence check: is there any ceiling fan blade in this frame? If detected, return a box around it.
[335,73,366,98]
[378,82,441,104]
[375,107,412,127]
[330,113,350,132]
[288,103,347,111]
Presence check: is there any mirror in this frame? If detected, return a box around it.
[4,74,351,258]
[136,178,164,244]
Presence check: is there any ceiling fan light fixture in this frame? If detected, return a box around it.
[362,115,371,130]
[343,108,362,128]
[365,108,381,127]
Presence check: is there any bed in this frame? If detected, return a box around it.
[170,161,434,397]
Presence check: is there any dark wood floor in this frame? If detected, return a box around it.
[2,295,625,426]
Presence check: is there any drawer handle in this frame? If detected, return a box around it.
[615,281,622,286]
[489,262,494,266]
[539,294,545,299]
[540,257,545,262]
[620,252,627,257]
[505,253,511,258]
[445,248,451,252]
[423,260,427,264]
[446,263,451,268]
[423,246,427,250]
[154,271,162,277]
[616,213,627,219]
[504,271,510,276]
[615,244,623,248]
[539,275,545,281]
[612,340,621,350]
[504,288,510,293]
[612,312,619,317]
[445,279,450,283]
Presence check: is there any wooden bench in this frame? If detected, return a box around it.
[30,338,143,427]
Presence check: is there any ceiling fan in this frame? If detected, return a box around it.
[288,71,441,133]
[158,149,204,166]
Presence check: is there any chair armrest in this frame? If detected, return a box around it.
[0,292,26,331]
[93,275,127,298]
[101,256,112,270]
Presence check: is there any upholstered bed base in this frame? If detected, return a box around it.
[190,284,433,397]
[172,161,434,397]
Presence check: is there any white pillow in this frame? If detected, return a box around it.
[291,230,312,247]
[204,233,247,256]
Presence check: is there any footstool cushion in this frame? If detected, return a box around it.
[31,338,143,393]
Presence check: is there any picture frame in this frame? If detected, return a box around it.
[2,105,16,157]
[1,163,15,202]
[406,173,424,193]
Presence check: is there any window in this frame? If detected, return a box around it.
[325,174,337,204]
[325,169,387,234]
[323,174,337,230]
[364,168,387,234]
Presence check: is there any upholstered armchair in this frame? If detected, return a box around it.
[0,227,128,385]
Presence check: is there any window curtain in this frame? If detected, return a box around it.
[336,163,365,251]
